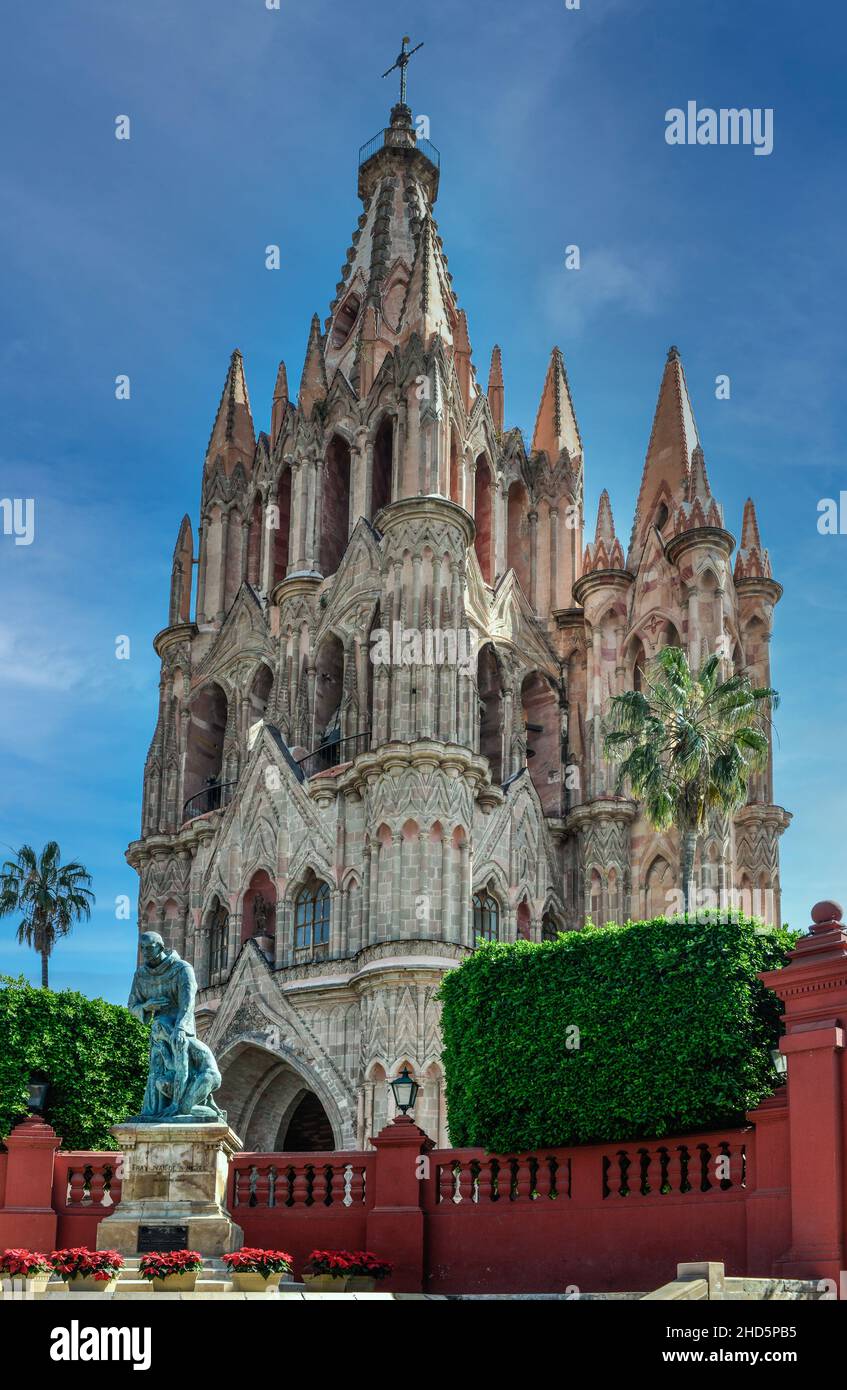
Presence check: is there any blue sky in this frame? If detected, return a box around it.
[1,0,844,1002]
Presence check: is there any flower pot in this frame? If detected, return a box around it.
[67,1275,118,1293]
[150,1272,198,1293]
[230,1272,282,1293]
[345,1276,377,1292]
[303,1272,351,1292]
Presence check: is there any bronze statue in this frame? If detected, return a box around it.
[128,931,225,1123]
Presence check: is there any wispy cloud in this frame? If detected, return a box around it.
[540,246,669,335]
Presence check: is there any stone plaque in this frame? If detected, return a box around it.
[137,1224,189,1253]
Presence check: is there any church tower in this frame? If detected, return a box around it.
[128,53,790,1151]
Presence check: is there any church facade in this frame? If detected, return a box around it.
[127,97,790,1150]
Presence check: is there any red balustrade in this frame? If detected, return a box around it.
[0,902,844,1294]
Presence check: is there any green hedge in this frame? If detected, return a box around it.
[0,976,148,1150]
[439,913,795,1152]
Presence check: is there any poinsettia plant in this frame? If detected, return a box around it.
[138,1250,203,1280]
[222,1248,293,1277]
[303,1249,393,1280]
[0,1248,52,1278]
[49,1248,124,1281]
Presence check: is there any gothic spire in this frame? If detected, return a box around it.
[168,514,193,626]
[399,212,454,345]
[595,489,616,545]
[734,497,773,580]
[299,314,328,418]
[531,347,582,463]
[454,310,474,412]
[271,360,289,444]
[487,345,504,433]
[582,489,625,574]
[204,349,255,477]
[628,345,700,563]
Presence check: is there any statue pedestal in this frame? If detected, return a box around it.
[96,1123,244,1257]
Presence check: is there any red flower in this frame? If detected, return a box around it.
[138,1249,204,1280]
[48,1248,124,1280]
[222,1247,293,1277]
[303,1249,393,1280]
[0,1248,51,1278]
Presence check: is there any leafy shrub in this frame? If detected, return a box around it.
[439,911,796,1152]
[0,975,148,1149]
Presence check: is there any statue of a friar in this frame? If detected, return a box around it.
[127,931,226,1123]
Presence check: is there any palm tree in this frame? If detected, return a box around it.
[603,647,777,915]
[0,842,95,988]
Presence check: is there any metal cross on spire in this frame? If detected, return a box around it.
[382,35,423,106]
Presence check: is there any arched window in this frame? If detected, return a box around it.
[521,670,562,816]
[507,481,532,596]
[371,417,393,520]
[320,436,351,577]
[209,898,229,979]
[631,638,647,693]
[477,643,504,782]
[645,856,672,920]
[183,681,228,817]
[472,889,499,943]
[541,912,559,941]
[516,900,531,940]
[474,455,494,583]
[295,879,331,951]
[273,468,292,584]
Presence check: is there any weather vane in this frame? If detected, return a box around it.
[382,35,424,106]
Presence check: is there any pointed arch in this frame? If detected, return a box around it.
[472,884,500,943]
[312,632,345,751]
[293,872,332,958]
[507,480,532,596]
[320,435,352,576]
[183,681,228,816]
[521,670,561,815]
[241,868,277,946]
[645,855,673,920]
[371,416,393,520]
[248,661,273,727]
[473,453,494,583]
[273,467,292,584]
[477,642,504,783]
[246,493,263,586]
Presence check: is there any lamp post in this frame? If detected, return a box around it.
[389,1065,419,1117]
[27,1071,50,1115]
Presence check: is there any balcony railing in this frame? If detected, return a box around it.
[182,780,237,822]
[358,129,440,169]
[296,732,370,781]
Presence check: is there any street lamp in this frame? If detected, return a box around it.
[389,1065,419,1116]
[770,1047,787,1080]
[27,1071,49,1114]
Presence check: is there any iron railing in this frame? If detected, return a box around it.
[182,780,237,823]
[295,732,370,781]
[358,130,441,169]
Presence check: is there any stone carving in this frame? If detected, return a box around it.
[252,891,271,936]
[128,932,226,1123]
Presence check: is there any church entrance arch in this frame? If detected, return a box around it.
[216,1041,347,1151]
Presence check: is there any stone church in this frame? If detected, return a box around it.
[127,92,790,1150]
